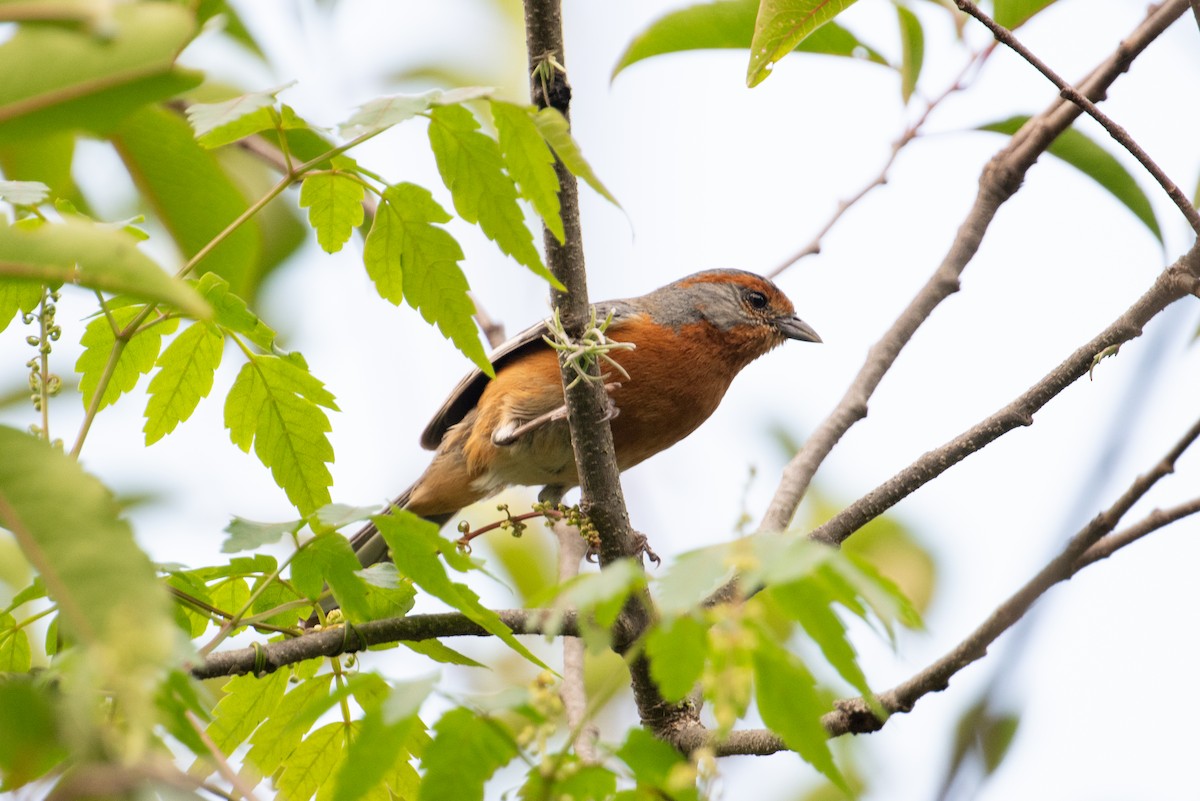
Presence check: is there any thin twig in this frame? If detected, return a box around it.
[956,0,1200,235]
[1075,495,1200,569]
[672,415,1200,755]
[191,609,579,680]
[758,0,1192,534]
[769,44,994,278]
[806,242,1200,548]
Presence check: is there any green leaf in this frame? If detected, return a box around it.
[616,728,695,798]
[223,515,300,559]
[994,0,1059,29]
[0,180,49,206]
[0,220,210,316]
[376,511,549,670]
[530,108,621,210]
[0,677,66,788]
[111,105,262,295]
[275,721,347,801]
[331,676,434,801]
[654,543,734,614]
[291,534,372,622]
[752,636,845,790]
[244,673,335,778]
[299,171,365,254]
[223,354,338,515]
[979,116,1162,244]
[895,3,924,104]
[187,82,294,148]
[0,3,201,141]
[339,86,493,139]
[0,426,175,674]
[766,581,875,705]
[0,133,82,210]
[646,614,708,702]
[612,0,888,78]
[364,182,491,375]
[520,760,618,801]
[194,272,277,352]
[314,503,379,532]
[0,278,42,334]
[0,613,32,672]
[403,639,485,667]
[144,321,224,444]
[490,101,563,243]
[198,669,290,764]
[428,104,557,285]
[748,0,862,87]
[76,306,177,412]
[418,707,519,801]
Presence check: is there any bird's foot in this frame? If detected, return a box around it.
[583,529,660,566]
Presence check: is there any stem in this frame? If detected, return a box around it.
[956,0,1200,235]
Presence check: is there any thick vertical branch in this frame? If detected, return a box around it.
[521,0,687,738]
[521,0,638,570]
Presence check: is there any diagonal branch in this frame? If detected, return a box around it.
[672,413,1200,755]
[807,241,1200,547]
[956,0,1200,235]
[189,609,578,680]
[759,0,1192,534]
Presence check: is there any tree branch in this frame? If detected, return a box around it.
[759,0,1191,534]
[189,609,578,680]
[1075,495,1200,569]
[808,242,1200,547]
[670,413,1200,755]
[956,0,1200,235]
[769,44,994,279]
[522,0,684,738]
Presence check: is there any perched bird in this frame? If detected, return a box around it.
[349,269,820,567]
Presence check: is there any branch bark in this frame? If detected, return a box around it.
[808,241,1200,547]
[189,609,578,680]
[956,0,1200,235]
[759,0,1192,534]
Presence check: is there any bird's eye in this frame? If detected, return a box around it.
[745,290,769,310]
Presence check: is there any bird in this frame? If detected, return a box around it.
[348,269,820,568]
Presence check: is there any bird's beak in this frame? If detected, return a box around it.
[774,314,822,343]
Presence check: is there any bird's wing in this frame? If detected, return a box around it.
[419,317,553,450]
[418,300,634,450]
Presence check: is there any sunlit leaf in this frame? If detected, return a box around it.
[76,306,177,412]
[0,3,201,141]
[376,511,549,670]
[299,170,365,254]
[613,0,887,79]
[895,3,924,103]
[753,636,846,790]
[530,108,620,210]
[646,614,708,702]
[364,182,490,374]
[418,707,518,801]
[428,104,557,285]
[994,0,1059,29]
[0,220,209,316]
[144,321,224,444]
[748,0,861,87]
[339,86,493,139]
[112,106,262,295]
[490,100,563,243]
[224,354,338,515]
[187,81,294,148]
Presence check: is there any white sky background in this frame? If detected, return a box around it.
[3,0,1199,799]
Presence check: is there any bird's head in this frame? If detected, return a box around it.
[648,269,820,364]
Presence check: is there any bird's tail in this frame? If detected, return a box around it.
[306,488,458,624]
[348,484,456,568]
